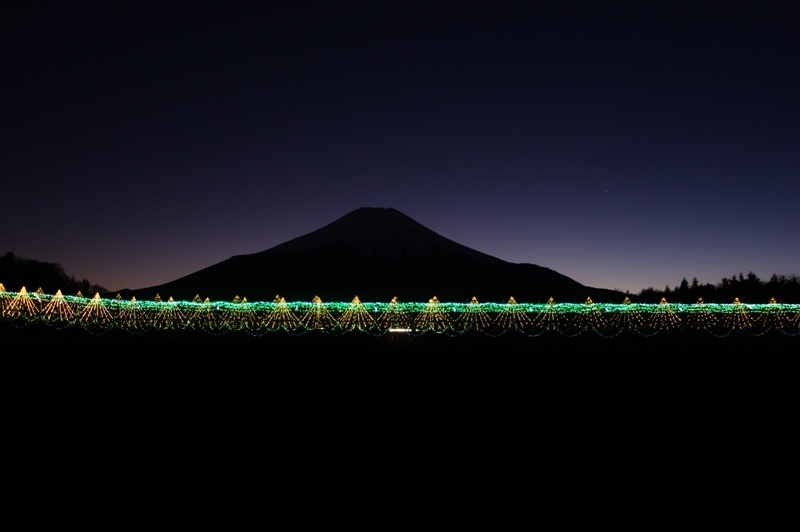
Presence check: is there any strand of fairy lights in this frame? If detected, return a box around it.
[1,286,799,338]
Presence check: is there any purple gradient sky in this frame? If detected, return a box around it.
[2,1,798,296]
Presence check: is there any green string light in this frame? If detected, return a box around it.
[1,286,799,338]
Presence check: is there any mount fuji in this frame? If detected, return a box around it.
[116,207,626,303]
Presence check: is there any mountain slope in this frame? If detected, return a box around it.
[118,207,625,303]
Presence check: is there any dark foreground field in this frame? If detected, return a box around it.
[5,322,798,523]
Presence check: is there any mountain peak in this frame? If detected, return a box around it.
[120,207,624,303]
[262,206,500,264]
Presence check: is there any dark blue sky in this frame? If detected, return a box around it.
[2,1,798,298]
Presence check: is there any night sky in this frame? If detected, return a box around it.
[2,1,798,298]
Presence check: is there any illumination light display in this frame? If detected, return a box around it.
[1,285,799,338]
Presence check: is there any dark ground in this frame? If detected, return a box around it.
[5,322,798,524]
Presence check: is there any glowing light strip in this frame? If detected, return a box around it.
[1,288,799,338]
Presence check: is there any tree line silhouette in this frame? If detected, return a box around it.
[1,251,798,303]
[636,272,800,304]
[0,252,107,296]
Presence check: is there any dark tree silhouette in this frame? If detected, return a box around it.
[637,271,800,303]
[0,252,107,295]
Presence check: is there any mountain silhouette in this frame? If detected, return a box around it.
[116,207,626,303]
